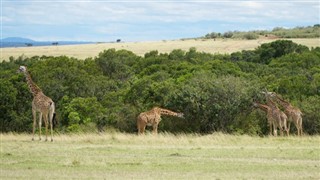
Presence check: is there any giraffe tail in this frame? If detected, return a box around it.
[49,101,58,129]
[52,112,58,129]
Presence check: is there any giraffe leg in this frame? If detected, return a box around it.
[281,121,287,136]
[268,121,272,136]
[50,122,53,142]
[43,114,49,141]
[293,120,299,136]
[279,127,283,136]
[32,109,37,141]
[137,119,146,135]
[298,117,303,136]
[140,123,146,135]
[49,116,53,142]
[139,125,146,135]
[287,121,291,136]
[152,124,158,135]
[284,122,289,136]
[273,129,277,137]
[137,123,141,135]
[49,103,55,142]
[273,122,277,137]
[38,112,43,141]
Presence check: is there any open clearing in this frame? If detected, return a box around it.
[1,133,319,179]
[1,38,319,61]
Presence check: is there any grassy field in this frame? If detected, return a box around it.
[1,133,319,179]
[1,38,319,61]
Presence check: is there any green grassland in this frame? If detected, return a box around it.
[1,133,319,179]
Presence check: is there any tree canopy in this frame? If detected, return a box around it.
[1,40,319,135]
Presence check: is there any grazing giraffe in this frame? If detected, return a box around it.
[137,107,184,135]
[270,93,303,136]
[18,66,56,141]
[253,102,281,136]
[262,91,289,136]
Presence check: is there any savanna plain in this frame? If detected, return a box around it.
[1,133,319,179]
[1,36,320,179]
[1,38,319,61]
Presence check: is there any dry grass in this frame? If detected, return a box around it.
[1,38,319,61]
[1,132,319,179]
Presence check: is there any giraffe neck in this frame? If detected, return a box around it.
[276,96,291,109]
[159,108,180,117]
[24,71,42,96]
[153,107,181,117]
[254,103,270,113]
[266,98,278,110]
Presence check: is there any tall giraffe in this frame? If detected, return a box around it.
[262,91,289,136]
[270,93,303,136]
[253,102,281,136]
[18,66,56,141]
[137,107,184,135]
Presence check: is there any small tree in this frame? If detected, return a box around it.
[223,31,233,38]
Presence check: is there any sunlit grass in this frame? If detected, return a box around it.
[1,132,319,179]
[2,38,319,61]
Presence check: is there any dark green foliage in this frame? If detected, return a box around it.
[204,25,320,39]
[61,96,104,132]
[301,96,320,134]
[1,40,319,135]
[230,40,309,65]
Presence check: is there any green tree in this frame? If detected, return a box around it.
[301,96,320,134]
[61,97,104,132]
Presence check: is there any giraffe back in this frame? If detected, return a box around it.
[33,92,54,113]
[137,108,161,126]
[137,107,183,127]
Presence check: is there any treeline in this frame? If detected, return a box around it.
[1,40,319,135]
[204,25,320,40]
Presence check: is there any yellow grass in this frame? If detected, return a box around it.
[1,38,319,61]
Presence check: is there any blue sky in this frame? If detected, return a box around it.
[1,0,319,42]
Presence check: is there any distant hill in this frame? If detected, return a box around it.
[1,37,36,43]
[0,37,94,48]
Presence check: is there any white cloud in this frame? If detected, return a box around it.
[2,0,319,41]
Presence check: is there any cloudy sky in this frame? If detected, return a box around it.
[1,0,319,42]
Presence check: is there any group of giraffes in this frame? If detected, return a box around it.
[18,66,303,141]
[18,65,183,140]
[253,90,303,136]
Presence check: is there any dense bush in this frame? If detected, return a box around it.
[204,25,320,39]
[1,40,319,135]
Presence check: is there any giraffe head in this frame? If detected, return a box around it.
[18,66,27,73]
[252,102,258,108]
[261,89,277,99]
[177,112,184,118]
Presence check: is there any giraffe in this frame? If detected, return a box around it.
[269,92,303,136]
[262,91,289,136]
[137,107,184,135]
[253,102,282,136]
[18,66,56,141]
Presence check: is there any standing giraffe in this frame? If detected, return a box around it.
[270,93,303,136]
[18,66,56,141]
[137,107,184,135]
[264,94,289,136]
[253,102,282,136]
